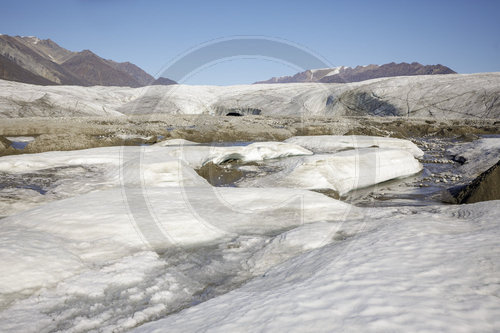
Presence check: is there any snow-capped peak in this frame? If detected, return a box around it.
[308,66,348,79]
[21,36,41,44]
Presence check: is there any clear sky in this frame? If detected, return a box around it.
[1,0,499,85]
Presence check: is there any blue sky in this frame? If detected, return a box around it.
[1,0,499,85]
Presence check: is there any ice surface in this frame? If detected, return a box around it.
[0,251,223,331]
[154,138,199,146]
[0,184,355,298]
[0,146,123,173]
[135,201,500,333]
[0,142,312,217]
[0,187,46,218]
[0,141,354,324]
[0,180,357,331]
[285,135,424,158]
[4,136,35,150]
[0,146,205,217]
[2,72,500,118]
[163,141,313,168]
[116,134,154,141]
[240,148,423,195]
[0,226,86,295]
[5,136,35,143]
[0,79,136,117]
[447,138,500,177]
[0,138,498,332]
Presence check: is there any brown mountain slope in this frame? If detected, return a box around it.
[106,60,155,86]
[12,36,154,86]
[0,53,56,85]
[0,34,86,85]
[61,50,141,87]
[0,34,177,87]
[14,36,75,64]
[60,50,143,87]
[152,77,177,85]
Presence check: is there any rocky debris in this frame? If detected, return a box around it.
[0,115,498,157]
[446,159,500,204]
[23,133,157,154]
[310,188,341,200]
[196,162,244,187]
[24,134,109,153]
[0,136,12,152]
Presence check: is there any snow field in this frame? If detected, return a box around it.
[0,135,482,333]
[135,201,500,333]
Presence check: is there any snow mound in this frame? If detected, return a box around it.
[241,148,423,195]
[165,141,313,168]
[154,138,200,146]
[285,135,424,158]
[0,146,209,217]
[0,146,122,173]
[0,145,207,186]
[0,141,310,217]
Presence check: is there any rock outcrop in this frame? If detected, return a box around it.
[449,159,500,204]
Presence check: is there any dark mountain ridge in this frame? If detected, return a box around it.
[255,62,456,84]
[0,34,176,87]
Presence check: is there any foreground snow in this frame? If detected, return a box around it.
[135,201,500,333]
[0,140,355,295]
[0,136,498,332]
[0,186,354,296]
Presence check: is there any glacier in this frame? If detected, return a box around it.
[1,72,500,118]
[0,135,498,332]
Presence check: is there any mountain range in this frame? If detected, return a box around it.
[1,34,457,87]
[0,34,176,87]
[255,62,456,84]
